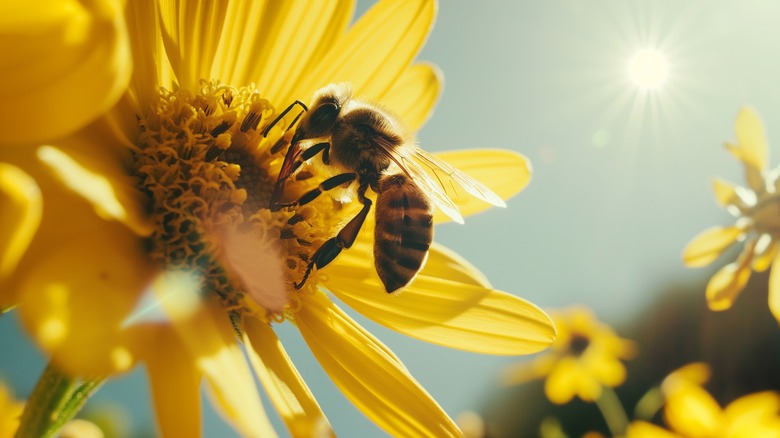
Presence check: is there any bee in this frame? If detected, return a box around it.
[269,83,506,293]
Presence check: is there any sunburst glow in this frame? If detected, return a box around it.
[627,49,670,90]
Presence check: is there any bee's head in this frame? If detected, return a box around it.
[292,83,353,144]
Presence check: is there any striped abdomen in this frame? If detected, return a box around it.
[374,174,434,293]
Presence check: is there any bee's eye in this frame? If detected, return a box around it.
[302,99,339,135]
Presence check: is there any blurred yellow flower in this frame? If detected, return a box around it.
[502,306,635,404]
[628,363,780,438]
[0,381,23,438]
[683,107,780,324]
[0,0,555,436]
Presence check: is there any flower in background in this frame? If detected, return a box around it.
[0,381,23,438]
[0,0,555,436]
[628,363,780,438]
[502,306,635,404]
[683,107,780,324]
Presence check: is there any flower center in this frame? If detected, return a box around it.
[569,333,591,356]
[750,192,780,237]
[133,80,335,320]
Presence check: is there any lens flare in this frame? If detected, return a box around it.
[627,49,669,90]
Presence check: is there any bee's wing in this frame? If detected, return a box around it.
[410,145,507,209]
[374,138,465,223]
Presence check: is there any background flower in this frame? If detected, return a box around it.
[628,363,780,438]
[502,306,636,404]
[683,107,780,324]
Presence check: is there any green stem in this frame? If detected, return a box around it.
[14,362,104,438]
[594,385,629,437]
[633,386,664,421]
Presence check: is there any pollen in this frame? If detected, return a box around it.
[133,80,333,320]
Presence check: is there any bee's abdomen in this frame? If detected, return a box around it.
[374,174,434,293]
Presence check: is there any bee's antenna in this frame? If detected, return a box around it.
[263,100,308,138]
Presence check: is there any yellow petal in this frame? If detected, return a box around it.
[126,0,174,107]
[725,392,780,438]
[150,276,277,438]
[501,354,557,385]
[0,382,23,438]
[157,0,229,91]
[294,0,436,103]
[59,419,104,438]
[243,318,333,437]
[734,107,768,172]
[682,225,743,267]
[712,178,740,207]
[0,0,131,146]
[768,253,780,326]
[588,355,627,387]
[379,63,443,132]
[17,220,154,376]
[724,391,780,422]
[626,421,679,438]
[706,260,752,311]
[143,326,202,438]
[430,149,532,223]
[0,144,134,276]
[37,141,154,237]
[0,164,41,302]
[420,241,491,287]
[215,1,355,103]
[752,237,776,272]
[544,359,593,404]
[662,362,711,395]
[325,240,555,355]
[297,292,461,437]
[664,385,721,437]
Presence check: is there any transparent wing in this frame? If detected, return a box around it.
[373,137,464,224]
[410,145,507,208]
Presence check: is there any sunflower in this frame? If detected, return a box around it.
[502,306,635,405]
[0,0,556,436]
[683,107,780,324]
[627,363,780,438]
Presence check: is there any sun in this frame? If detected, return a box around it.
[627,48,670,91]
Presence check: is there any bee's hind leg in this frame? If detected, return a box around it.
[294,183,372,289]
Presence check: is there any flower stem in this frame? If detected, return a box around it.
[15,362,104,438]
[633,386,664,420]
[594,386,629,437]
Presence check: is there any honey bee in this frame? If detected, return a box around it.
[269,83,505,292]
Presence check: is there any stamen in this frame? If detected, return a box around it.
[132,80,337,321]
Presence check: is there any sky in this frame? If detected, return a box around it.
[3,0,780,436]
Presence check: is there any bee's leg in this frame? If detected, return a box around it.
[270,142,331,210]
[290,142,330,176]
[295,185,372,289]
[262,100,308,138]
[274,170,353,210]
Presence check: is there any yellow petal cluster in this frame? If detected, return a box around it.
[503,305,635,404]
[683,107,780,323]
[628,363,780,438]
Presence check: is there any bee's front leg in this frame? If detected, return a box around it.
[294,182,371,289]
[269,141,332,210]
